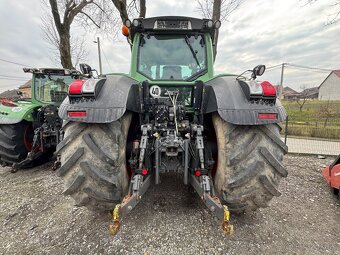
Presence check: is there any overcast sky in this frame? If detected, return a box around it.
[0,0,339,92]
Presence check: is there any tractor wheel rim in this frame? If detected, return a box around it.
[24,125,33,151]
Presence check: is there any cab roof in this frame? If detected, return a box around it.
[129,16,219,41]
[23,67,78,76]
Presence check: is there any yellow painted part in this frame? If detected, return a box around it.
[109,204,121,236]
[223,205,230,222]
[223,205,234,236]
[113,204,120,221]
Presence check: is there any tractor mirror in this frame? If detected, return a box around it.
[79,63,92,75]
[253,65,266,76]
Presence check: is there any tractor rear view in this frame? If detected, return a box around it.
[57,16,288,234]
[0,68,77,170]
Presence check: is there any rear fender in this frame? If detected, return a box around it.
[0,101,38,124]
[58,74,140,123]
[203,75,286,125]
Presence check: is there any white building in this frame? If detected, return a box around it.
[318,70,340,100]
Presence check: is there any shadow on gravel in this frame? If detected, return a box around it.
[1,155,340,255]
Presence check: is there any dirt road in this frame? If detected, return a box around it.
[1,155,339,255]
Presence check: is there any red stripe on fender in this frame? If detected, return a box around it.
[68,111,87,117]
[257,113,277,119]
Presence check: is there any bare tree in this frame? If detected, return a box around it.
[196,0,244,60]
[316,100,337,127]
[112,0,146,23]
[42,0,146,69]
[42,13,89,67]
[296,85,308,111]
[303,0,340,24]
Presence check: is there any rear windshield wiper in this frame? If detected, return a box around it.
[185,35,201,68]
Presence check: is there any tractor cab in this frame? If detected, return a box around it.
[124,16,220,82]
[0,67,80,169]
[23,68,79,105]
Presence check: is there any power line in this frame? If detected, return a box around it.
[0,74,28,79]
[286,63,331,72]
[285,66,330,73]
[0,77,29,81]
[266,64,282,70]
[265,68,280,73]
[0,58,30,67]
[0,83,21,87]
[101,48,113,72]
[265,63,333,73]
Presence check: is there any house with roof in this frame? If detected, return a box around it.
[0,89,21,101]
[19,79,32,98]
[282,87,300,100]
[274,86,302,100]
[300,87,319,99]
[318,70,340,100]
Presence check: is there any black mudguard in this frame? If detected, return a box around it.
[203,75,286,125]
[58,75,140,123]
[59,74,286,125]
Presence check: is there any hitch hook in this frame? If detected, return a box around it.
[222,205,234,236]
[109,204,121,236]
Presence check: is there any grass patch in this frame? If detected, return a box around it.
[281,100,340,139]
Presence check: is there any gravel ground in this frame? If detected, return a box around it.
[1,154,340,255]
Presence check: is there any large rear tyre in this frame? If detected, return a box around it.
[0,121,33,165]
[57,113,132,211]
[212,113,288,213]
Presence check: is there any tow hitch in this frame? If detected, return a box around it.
[109,124,233,236]
[109,174,152,236]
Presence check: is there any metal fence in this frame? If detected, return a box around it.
[282,116,340,156]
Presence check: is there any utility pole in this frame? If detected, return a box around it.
[279,63,285,99]
[94,37,103,75]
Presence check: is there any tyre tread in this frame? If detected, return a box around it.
[260,147,288,177]
[59,113,131,211]
[213,113,287,213]
[63,171,85,195]
[82,133,116,167]
[57,147,84,176]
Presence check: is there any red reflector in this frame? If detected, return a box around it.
[68,111,87,117]
[258,113,277,119]
[195,171,201,177]
[1,101,17,107]
[260,81,276,96]
[69,79,85,94]
[141,168,148,175]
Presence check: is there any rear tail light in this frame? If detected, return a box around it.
[69,80,85,95]
[239,80,277,101]
[260,81,276,97]
[257,113,277,119]
[1,101,17,107]
[68,111,87,117]
[248,80,263,96]
[82,79,96,94]
[69,79,105,99]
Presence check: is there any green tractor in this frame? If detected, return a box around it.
[0,68,78,169]
[57,16,288,234]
